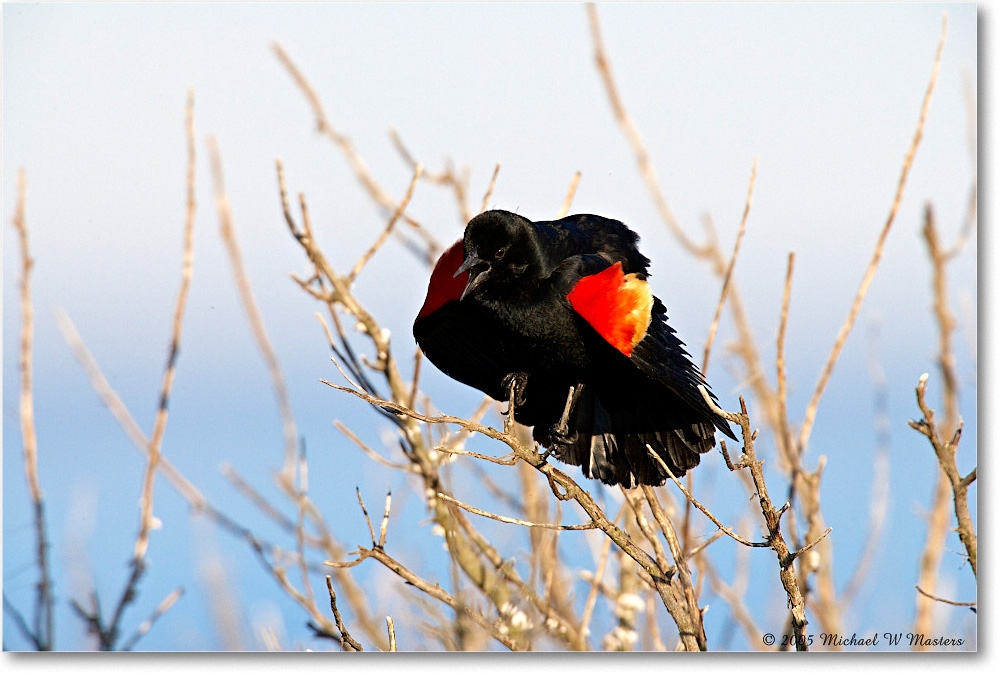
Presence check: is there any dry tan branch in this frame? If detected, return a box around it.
[386,616,397,651]
[637,486,706,649]
[650,447,768,549]
[556,171,582,219]
[909,374,977,577]
[914,585,977,609]
[334,421,410,470]
[479,163,502,214]
[325,577,363,651]
[322,375,704,649]
[797,14,947,454]
[119,587,184,652]
[698,387,815,651]
[577,505,623,649]
[134,90,197,563]
[775,252,796,462]
[10,168,53,651]
[703,157,757,375]
[586,3,708,257]
[210,136,299,484]
[272,43,422,232]
[326,547,520,651]
[12,169,40,505]
[913,140,977,643]
[437,492,597,531]
[348,163,424,283]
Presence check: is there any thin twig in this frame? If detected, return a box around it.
[12,169,40,505]
[356,489,378,549]
[649,446,768,548]
[295,441,316,611]
[325,577,363,651]
[913,189,976,645]
[479,162,501,214]
[386,616,397,651]
[909,374,976,577]
[703,157,757,375]
[378,492,392,549]
[637,486,707,650]
[798,14,947,453]
[914,585,977,608]
[433,444,518,466]
[586,3,708,257]
[134,89,197,562]
[842,321,892,607]
[578,504,625,649]
[335,421,410,470]
[326,548,520,650]
[437,492,598,531]
[348,163,424,283]
[120,587,185,652]
[10,168,53,651]
[273,43,420,230]
[775,252,796,461]
[556,171,582,219]
[209,135,299,484]
[698,387,815,651]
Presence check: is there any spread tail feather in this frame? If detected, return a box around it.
[548,381,716,487]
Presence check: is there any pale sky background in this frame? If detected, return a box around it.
[2,0,983,658]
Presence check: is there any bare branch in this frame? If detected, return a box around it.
[10,168,53,651]
[703,157,757,375]
[356,489,379,549]
[436,492,597,531]
[386,616,397,651]
[272,43,423,232]
[326,548,520,651]
[909,374,977,578]
[586,3,708,257]
[348,163,424,283]
[479,162,502,214]
[914,585,977,609]
[698,387,816,651]
[134,89,197,562]
[325,577,363,651]
[335,421,410,470]
[798,14,948,453]
[120,587,185,652]
[210,136,299,484]
[555,171,582,219]
[649,446,768,548]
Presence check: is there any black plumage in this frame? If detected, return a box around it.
[413,209,734,487]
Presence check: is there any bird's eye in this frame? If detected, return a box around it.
[494,247,507,260]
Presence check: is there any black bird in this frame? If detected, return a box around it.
[413,209,734,487]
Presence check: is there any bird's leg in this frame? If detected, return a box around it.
[501,372,529,433]
[548,383,583,446]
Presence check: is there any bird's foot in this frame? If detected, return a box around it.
[545,383,584,447]
[501,372,529,409]
[547,423,578,448]
[501,372,529,433]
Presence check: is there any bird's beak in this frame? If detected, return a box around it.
[455,249,489,300]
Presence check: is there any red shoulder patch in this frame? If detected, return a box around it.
[417,240,467,319]
[567,262,653,357]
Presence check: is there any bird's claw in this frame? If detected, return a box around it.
[501,372,529,408]
[547,422,578,447]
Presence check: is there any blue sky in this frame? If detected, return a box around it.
[3,1,980,656]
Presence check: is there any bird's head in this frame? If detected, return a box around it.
[456,210,540,300]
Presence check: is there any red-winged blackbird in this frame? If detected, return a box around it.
[413,209,735,487]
